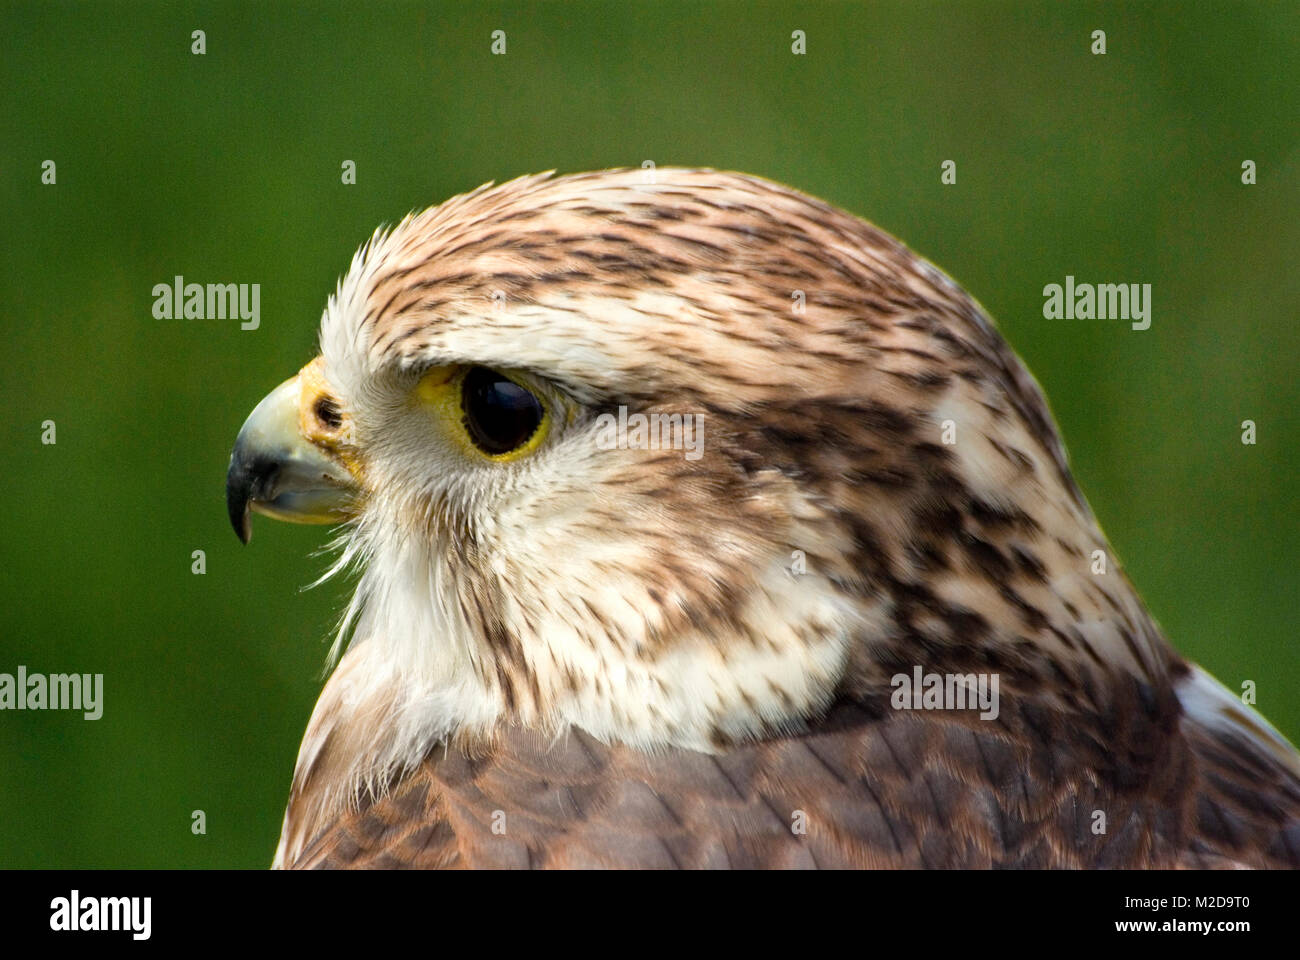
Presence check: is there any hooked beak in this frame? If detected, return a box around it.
[226,359,359,544]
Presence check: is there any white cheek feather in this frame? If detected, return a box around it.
[311,539,862,790]
[290,426,865,810]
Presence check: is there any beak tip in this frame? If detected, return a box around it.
[228,496,253,545]
[226,461,254,545]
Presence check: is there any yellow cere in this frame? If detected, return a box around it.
[415,364,552,463]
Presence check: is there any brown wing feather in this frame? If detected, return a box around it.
[1178,711,1300,869]
[284,679,1300,869]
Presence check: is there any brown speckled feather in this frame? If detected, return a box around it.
[288,678,1300,869]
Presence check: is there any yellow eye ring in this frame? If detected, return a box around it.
[416,365,551,463]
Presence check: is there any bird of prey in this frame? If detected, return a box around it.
[226,168,1299,869]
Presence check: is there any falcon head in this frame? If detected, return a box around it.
[227,169,1193,862]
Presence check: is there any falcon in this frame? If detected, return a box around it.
[225,168,1300,868]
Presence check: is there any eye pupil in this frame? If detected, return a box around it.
[461,367,544,455]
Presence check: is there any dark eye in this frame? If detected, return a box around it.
[460,366,545,455]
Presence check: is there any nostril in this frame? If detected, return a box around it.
[313,396,343,429]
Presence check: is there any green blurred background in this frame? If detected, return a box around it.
[1,1,1295,867]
